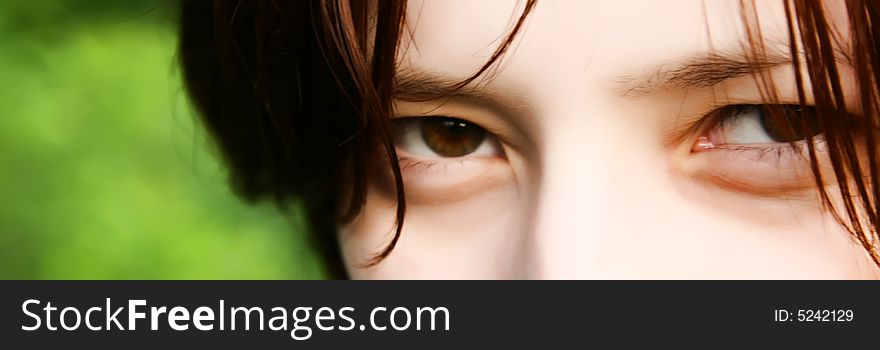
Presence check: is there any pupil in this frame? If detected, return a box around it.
[420,117,486,157]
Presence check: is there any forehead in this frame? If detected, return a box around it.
[398,0,792,83]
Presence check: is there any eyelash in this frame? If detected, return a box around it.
[398,156,445,172]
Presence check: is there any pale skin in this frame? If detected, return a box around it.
[339,0,880,279]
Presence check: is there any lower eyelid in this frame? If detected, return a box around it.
[688,145,819,195]
[396,156,513,204]
[397,153,490,178]
[398,156,449,173]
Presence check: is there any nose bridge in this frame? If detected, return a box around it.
[526,121,616,279]
[524,103,662,279]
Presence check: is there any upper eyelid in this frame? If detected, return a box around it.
[395,69,537,133]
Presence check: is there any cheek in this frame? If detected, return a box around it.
[339,172,526,279]
[598,212,874,279]
[649,176,880,279]
[701,215,877,279]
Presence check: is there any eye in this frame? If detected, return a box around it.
[387,115,511,202]
[392,117,502,158]
[694,104,822,149]
[686,103,830,195]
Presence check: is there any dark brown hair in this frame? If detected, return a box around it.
[179,0,880,277]
[782,0,880,267]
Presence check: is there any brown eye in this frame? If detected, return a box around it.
[755,105,822,142]
[698,104,824,148]
[711,104,822,143]
[418,117,487,157]
[392,116,500,159]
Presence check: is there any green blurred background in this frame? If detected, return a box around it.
[0,1,326,279]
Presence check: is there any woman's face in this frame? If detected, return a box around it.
[339,0,880,279]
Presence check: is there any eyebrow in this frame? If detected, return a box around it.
[394,70,495,102]
[614,43,857,97]
[612,48,792,97]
